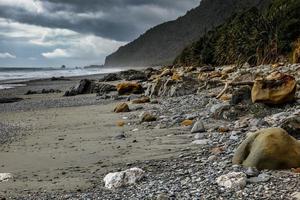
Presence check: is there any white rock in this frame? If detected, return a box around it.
[194,133,205,140]
[191,120,205,133]
[216,172,247,190]
[191,139,211,145]
[103,167,145,189]
[0,173,12,182]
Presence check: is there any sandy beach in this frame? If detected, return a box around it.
[0,73,194,198]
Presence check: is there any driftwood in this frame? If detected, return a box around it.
[216,81,254,99]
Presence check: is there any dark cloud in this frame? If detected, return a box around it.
[0,0,200,41]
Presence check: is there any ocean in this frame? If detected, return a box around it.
[0,67,121,89]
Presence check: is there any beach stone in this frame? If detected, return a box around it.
[114,103,130,113]
[233,128,300,170]
[191,139,211,146]
[116,82,144,95]
[247,173,270,183]
[181,120,193,126]
[216,172,247,190]
[280,116,300,139]
[194,133,205,140]
[191,120,205,133]
[140,112,157,123]
[95,83,116,96]
[132,96,150,104]
[64,79,95,96]
[245,167,259,177]
[251,72,296,105]
[103,167,145,189]
[0,173,12,182]
[119,69,147,81]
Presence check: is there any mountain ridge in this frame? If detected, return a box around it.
[105,0,271,67]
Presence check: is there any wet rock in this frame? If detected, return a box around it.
[116,82,144,95]
[103,167,145,189]
[233,128,300,170]
[280,116,300,139]
[245,167,259,177]
[115,133,126,140]
[191,120,205,133]
[114,103,130,113]
[251,72,296,105]
[230,86,252,105]
[132,96,150,104]
[200,66,215,72]
[25,90,38,95]
[0,97,23,104]
[216,172,247,190]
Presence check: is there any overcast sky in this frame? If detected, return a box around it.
[0,0,200,68]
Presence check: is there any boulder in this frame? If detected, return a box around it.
[114,103,130,113]
[251,72,296,105]
[131,96,150,104]
[0,97,23,104]
[216,172,247,190]
[280,116,300,139]
[103,167,145,189]
[140,112,157,123]
[116,82,144,95]
[232,128,300,170]
[64,79,95,96]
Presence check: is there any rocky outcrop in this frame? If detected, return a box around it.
[100,70,147,82]
[105,0,270,67]
[251,72,296,105]
[232,128,300,170]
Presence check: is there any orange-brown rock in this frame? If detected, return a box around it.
[114,103,130,113]
[251,72,296,105]
[172,72,183,81]
[116,121,125,127]
[131,96,150,104]
[116,82,144,95]
[181,120,193,126]
[140,112,157,123]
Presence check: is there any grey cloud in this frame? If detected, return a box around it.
[0,0,200,41]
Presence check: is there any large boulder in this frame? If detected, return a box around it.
[64,79,95,96]
[94,83,116,96]
[251,72,296,105]
[103,168,145,189]
[232,128,300,170]
[116,82,144,95]
[100,73,121,82]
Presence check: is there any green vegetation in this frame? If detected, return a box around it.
[175,0,300,66]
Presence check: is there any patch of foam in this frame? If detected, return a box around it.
[0,84,26,90]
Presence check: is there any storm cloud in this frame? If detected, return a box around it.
[0,0,200,67]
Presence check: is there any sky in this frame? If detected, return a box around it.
[0,0,200,68]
